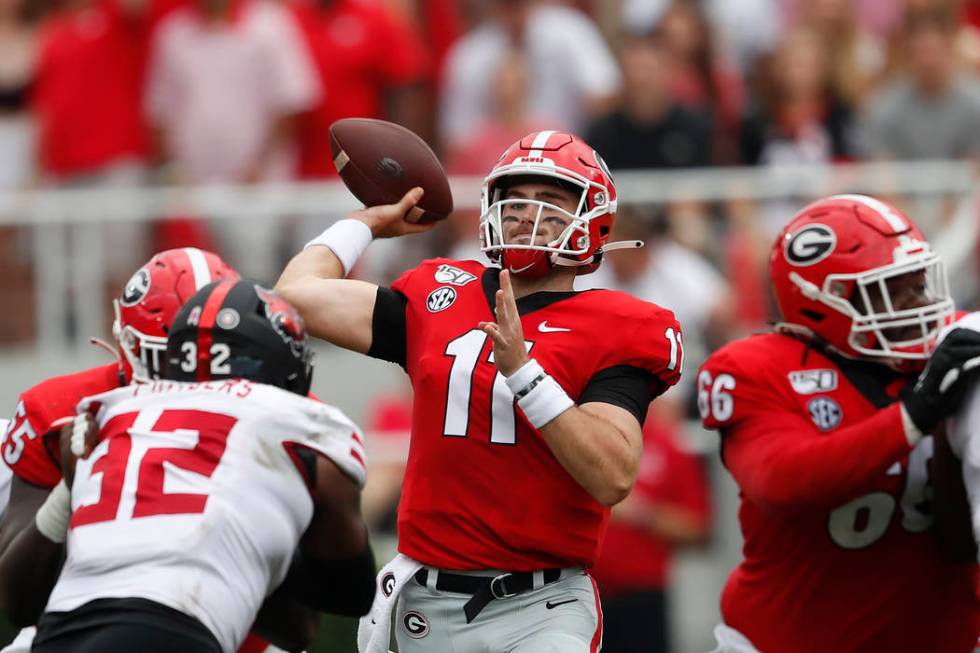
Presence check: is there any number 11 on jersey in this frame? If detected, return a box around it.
[443,330,533,445]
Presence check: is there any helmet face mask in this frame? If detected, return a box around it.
[773,194,954,368]
[479,131,617,277]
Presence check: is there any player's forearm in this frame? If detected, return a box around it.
[727,404,910,511]
[277,243,346,290]
[540,407,639,507]
[0,523,62,626]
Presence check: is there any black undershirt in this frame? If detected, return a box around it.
[366,268,656,425]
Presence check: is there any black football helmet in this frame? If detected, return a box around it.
[165,280,314,395]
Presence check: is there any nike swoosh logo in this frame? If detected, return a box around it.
[508,262,536,274]
[545,599,578,609]
[538,321,571,333]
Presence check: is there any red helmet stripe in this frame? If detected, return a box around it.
[195,280,235,381]
[183,247,213,290]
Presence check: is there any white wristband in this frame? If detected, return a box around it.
[505,359,574,429]
[505,359,545,396]
[35,480,71,544]
[304,219,373,277]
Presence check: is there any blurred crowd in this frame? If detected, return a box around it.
[3,1,979,649]
[1,0,979,333]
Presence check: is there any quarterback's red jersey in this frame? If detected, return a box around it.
[378,259,681,571]
[699,333,978,652]
[2,363,123,488]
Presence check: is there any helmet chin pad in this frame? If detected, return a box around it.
[500,248,552,278]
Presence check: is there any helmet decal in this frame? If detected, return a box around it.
[216,307,240,330]
[256,285,308,360]
[120,268,151,306]
[785,224,836,267]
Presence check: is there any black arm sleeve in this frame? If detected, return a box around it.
[367,287,408,369]
[578,365,661,426]
[279,542,377,617]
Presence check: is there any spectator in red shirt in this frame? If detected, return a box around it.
[289,0,429,180]
[590,413,711,653]
[32,0,154,181]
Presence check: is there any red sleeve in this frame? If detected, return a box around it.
[699,347,912,512]
[723,404,908,512]
[2,397,63,488]
[612,299,682,394]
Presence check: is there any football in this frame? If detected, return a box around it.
[329,118,454,224]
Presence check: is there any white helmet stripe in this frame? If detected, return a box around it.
[183,247,213,290]
[832,194,907,233]
[528,130,556,159]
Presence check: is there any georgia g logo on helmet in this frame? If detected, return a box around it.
[785,224,837,267]
[120,268,151,306]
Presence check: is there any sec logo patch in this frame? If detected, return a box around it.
[808,397,843,431]
[403,611,429,638]
[426,286,457,312]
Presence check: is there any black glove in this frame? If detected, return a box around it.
[902,327,980,433]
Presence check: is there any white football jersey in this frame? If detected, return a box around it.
[946,312,980,557]
[44,380,366,653]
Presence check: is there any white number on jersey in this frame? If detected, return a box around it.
[827,436,933,549]
[73,408,235,527]
[3,401,37,466]
[697,371,736,422]
[443,330,533,444]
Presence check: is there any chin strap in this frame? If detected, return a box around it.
[552,239,644,268]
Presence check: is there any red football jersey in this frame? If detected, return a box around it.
[2,363,123,488]
[698,333,978,652]
[382,259,682,571]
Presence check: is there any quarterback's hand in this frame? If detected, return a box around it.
[350,187,435,239]
[902,328,980,433]
[479,270,529,377]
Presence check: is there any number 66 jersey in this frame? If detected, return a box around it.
[698,332,978,653]
[43,379,367,653]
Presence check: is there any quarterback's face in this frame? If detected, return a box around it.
[500,183,578,246]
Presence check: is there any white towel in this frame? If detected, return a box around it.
[357,553,424,653]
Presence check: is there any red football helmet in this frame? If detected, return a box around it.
[113,248,239,382]
[770,194,954,368]
[480,131,622,277]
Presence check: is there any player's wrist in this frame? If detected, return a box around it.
[505,359,574,429]
[899,403,924,447]
[34,480,70,544]
[304,218,374,277]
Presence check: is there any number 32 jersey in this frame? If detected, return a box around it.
[371,258,682,572]
[698,333,977,652]
[44,380,367,653]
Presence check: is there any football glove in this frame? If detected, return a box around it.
[901,327,980,433]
